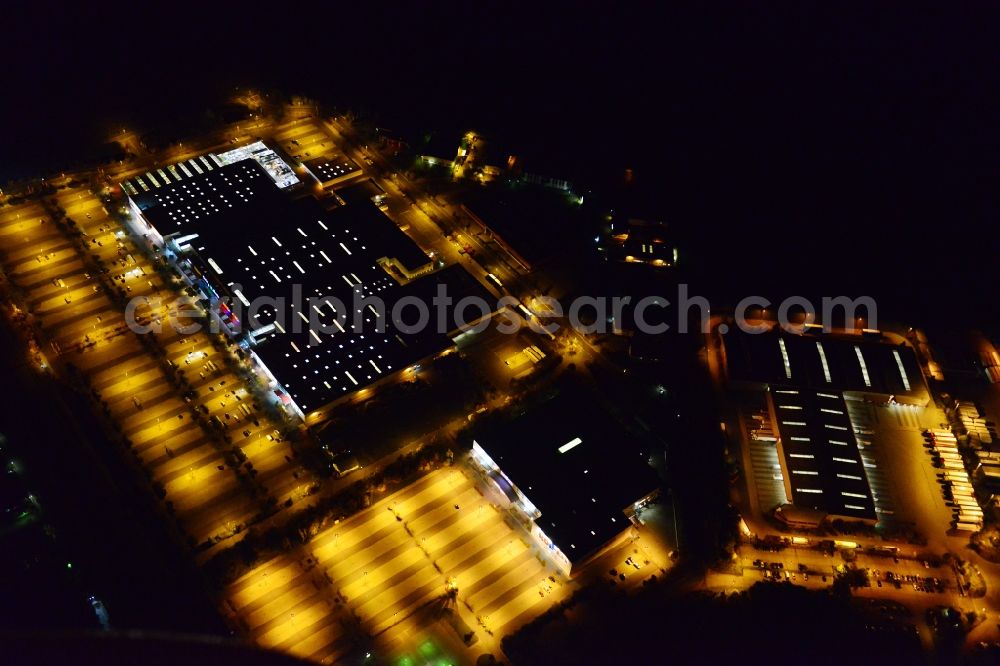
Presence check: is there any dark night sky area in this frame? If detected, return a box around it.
[4,2,1000,329]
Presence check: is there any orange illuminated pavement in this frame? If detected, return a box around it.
[1,117,566,664]
[227,467,572,663]
[0,187,316,553]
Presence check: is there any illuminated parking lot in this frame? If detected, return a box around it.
[0,116,562,663]
[0,185,315,552]
[227,467,571,663]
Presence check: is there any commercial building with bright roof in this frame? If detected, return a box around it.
[123,142,494,419]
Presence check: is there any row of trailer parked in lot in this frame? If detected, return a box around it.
[923,428,984,532]
[954,399,995,445]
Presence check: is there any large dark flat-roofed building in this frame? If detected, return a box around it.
[245,262,489,413]
[722,326,931,525]
[130,159,279,237]
[725,327,928,405]
[770,388,876,521]
[124,147,493,419]
[122,142,299,212]
[303,156,363,188]
[470,391,661,575]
